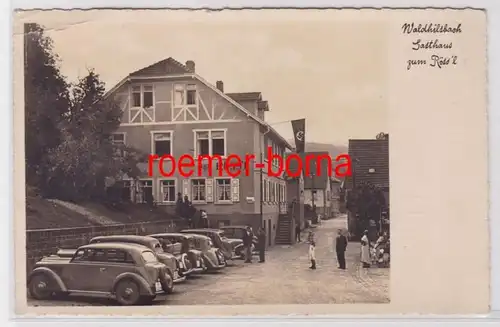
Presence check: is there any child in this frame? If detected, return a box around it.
[309,241,317,269]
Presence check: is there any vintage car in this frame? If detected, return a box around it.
[147,233,207,274]
[28,242,171,305]
[184,234,226,271]
[219,226,259,258]
[180,228,242,261]
[88,235,186,286]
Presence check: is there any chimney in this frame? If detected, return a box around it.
[216,80,224,92]
[185,60,195,73]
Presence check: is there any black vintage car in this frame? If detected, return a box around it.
[147,233,207,274]
[180,229,242,261]
[88,235,185,289]
[219,226,259,257]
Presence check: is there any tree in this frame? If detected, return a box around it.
[43,70,143,201]
[347,181,386,231]
[24,23,70,189]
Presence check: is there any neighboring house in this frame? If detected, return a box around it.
[344,138,389,193]
[344,137,389,238]
[330,177,342,217]
[286,151,332,218]
[106,57,293,245]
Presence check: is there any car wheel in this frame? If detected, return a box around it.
[29,274,55,300]
[115,279,141,305]
[162,272,174,294]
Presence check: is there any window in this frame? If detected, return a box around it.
[137,180,153,204]
[191,179,206,202]
[111,133,126,145]
[106,249,135,264]
[130,85,155,123]
[132,85,154,108]
[218,220,230,228]
[121,180,132,202]
[141,251,158,264]
[159,179,176,203]
[152,132,172,156]
[262,180,267,203]
[174,84,197,106]
[266,180,270,202]
[196,131,209,156]
[194,130,226,157]
[71,249,94,262]
[216,178,232,202]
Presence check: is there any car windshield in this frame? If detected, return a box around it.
[153,242,164,254]
[141,251,158,264]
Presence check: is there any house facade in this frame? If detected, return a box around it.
[107,57,292,244]
[329,177,342,217]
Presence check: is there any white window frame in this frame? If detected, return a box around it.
[193,129,228,158]
[111,132,126,145]
[191,178,207,204]
[215,177,232,204]
[150,131,174,157]
[136,178,154,204]
[129,84,156,123]
[158,178,177,204]
[173,83,198,108]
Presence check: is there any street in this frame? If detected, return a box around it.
[28,216,389,306]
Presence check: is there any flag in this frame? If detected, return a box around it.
[291,118,305,153]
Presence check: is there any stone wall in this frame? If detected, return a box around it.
[26,219,186,276]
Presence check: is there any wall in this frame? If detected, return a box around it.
[26,219,185,276]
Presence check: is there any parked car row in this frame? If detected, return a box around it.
[27,227,256,306]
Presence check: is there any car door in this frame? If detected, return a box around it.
[61,248,109,292]
[101,249,136,292]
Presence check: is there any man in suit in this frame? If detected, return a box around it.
[335,229,348,269]
[257,227,266,263]
[243,226,254,263]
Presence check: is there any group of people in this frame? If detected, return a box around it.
[361,229,390,268]
[242,225,267,264]
[307,228,348,270]
[175,193,209,228]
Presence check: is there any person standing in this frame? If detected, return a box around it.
[295,223,301,243]
[309,241,317,269]
[175,192,183,218]
[183,195,194,228]
[243,226,254,263]
[307,230,315,244]
[257,227,266,263]
[360,230,371,268]
[335,229,348,269]
[200,209,209,228]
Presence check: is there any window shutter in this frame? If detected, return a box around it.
[182,179,189,197]
[206,178,214,203]
[232,178,240,202]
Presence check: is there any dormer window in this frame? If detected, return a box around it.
[129,84,155,123]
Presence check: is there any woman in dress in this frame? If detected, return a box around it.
[360,230,371,268]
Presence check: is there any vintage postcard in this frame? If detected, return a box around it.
[13,8,489,316]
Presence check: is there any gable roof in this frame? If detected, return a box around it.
[130,57,192,76]
[105,57,293,150]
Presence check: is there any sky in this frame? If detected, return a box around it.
[18,10,389,146]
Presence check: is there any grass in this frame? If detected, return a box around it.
[26,195,100,230]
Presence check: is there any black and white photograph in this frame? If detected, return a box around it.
[13,8,489,316]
